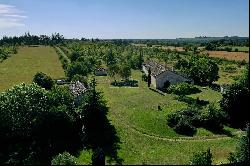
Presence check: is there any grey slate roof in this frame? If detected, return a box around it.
[69,81,87,96]
[95,68,108,72]
[143,61,166,77]
[143,60,192,81]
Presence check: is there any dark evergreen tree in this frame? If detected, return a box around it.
[79,79,122,164]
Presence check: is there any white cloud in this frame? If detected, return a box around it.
[0,4,17,14]
[3,14,27,18]
[0,4,26,29]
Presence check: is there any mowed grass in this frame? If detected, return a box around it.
[77,70,239,165]
[0,46,65,91]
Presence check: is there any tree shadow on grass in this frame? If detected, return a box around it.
[175,95,209,107]
[80,86,123,165]
[203,126,233,137]
[111,80,138,87]
[149,88,165,96]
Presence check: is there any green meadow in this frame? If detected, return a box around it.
[77,70,240,165]
[0,46,65,91]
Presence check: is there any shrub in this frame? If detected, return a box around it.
[225,47,232,52]
[228,124,249,165]
[220,83,249,128]
[190,148,213,165]
[167,83,200,95]
[33,72,54,90]
[200,103,224,131]
[174,118,197,136]
[223,65,237,73]
[167,104,225,135]
[141,73,148,82]
[167,108,201,135]
[51,152,77,165]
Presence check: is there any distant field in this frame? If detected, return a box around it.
[205,51,249,62]
[0,46,65,91]
[217,46,249,52]
[162,46,184,51]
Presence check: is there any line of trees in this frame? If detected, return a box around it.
[0,45,17,62]
[0,32,64,46]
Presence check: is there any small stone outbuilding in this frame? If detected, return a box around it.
[95,68,108,76]
[142,61,193,89]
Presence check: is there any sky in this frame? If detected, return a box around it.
[0,0,249,39]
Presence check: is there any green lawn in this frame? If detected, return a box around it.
[0,46,65,91]
[77,70,239,165]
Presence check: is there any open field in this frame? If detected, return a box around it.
[217,46,249,52]
[216,64,245,85]
[162,46,184,51]
[77,70,239,165]
[0,46,65,91]
[205,51,249,62]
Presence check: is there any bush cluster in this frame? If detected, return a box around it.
[167,83,200,95]
[53,46,70,70]
[51,152,77,165]
[222,65,237,73]
[190,148,213,165]
[33,72,54,90]
[167,104,224,136]
[141,73,148,82]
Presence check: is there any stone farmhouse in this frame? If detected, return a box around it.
[142,61,193,89]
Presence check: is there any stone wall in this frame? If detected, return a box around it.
[155,71,191,89]
[142,65,148,75]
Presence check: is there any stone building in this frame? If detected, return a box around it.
[95,68,108,76]
[142,61,193,89]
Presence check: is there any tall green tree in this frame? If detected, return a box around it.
[220,66,249,128]
[0,84,81,165]
[33,72,54,90]
[175,56,219,85]
[79,79,122,164]
[228,124,249,164]
[190,148,213,165]
[119,63,131,81]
